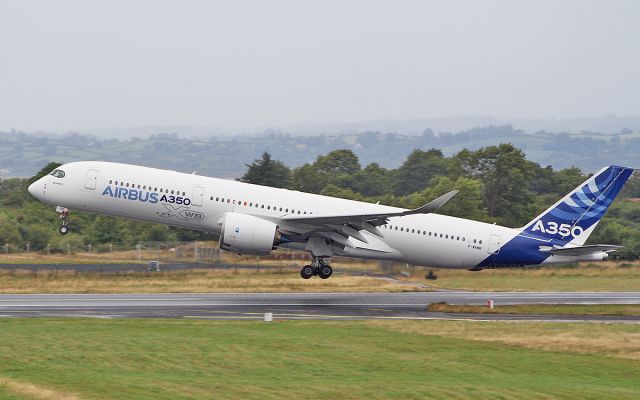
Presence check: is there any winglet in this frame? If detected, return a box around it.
[402,190,459,216]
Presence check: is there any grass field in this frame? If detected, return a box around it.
[0,319,638,400]
[427,302,640,316]
[401,261,640,292]
[2,253,640,293]
[0,268,423,294]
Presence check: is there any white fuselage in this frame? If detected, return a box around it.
[29,161,583,269]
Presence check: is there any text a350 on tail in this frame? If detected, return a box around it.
[28,162,634,279]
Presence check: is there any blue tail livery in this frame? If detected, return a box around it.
[475,165,634,269]
[522,165,634,245]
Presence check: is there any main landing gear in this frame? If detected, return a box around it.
[57,206,70,235]
[300,257,333,279]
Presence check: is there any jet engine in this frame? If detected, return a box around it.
[219,212,282,256]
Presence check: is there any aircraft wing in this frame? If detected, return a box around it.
[280,190,457,227]
[274,190,458,245]
[540,244,623,256]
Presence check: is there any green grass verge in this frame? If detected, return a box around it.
[0,319,638,399]
[427,302,640,316]
[404,262,640,292]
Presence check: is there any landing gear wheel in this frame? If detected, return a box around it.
[57,206,70,235]
[300,265,314,279]
[318,265,333,279]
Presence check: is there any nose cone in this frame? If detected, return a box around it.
[28,179,43,199]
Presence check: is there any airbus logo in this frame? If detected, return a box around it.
[101,185,192,206]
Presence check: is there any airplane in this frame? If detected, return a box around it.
[27,162,634,279]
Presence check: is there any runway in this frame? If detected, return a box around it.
[1,292,639,322]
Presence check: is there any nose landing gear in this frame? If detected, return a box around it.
[300,257,333,279]
[57,206,70,235]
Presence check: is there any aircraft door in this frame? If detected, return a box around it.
[488,234,502,254]
[191,186,204,207]
[85,169,99,190]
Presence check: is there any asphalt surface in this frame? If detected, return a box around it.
[1,292,639,322]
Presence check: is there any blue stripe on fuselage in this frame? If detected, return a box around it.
[474,233,566,268]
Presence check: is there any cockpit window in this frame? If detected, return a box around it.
[49,169,66,178]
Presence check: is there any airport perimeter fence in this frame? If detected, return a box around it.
[0,240,394,275]
[1,240,347,263]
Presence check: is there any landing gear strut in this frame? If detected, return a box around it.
[57,206,70,235]
[300,257,333,279]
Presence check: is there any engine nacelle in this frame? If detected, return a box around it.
[219,212,281,256]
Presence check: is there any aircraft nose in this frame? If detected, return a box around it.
[28,179,43,199]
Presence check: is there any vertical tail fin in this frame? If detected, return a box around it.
[522,165,634,245]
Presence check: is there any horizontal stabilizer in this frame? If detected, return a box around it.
[539,244,622,256]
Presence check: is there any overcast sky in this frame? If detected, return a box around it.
[0,0,639,133]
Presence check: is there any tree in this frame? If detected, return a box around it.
[0,213,22,246]
[392,149,449,195]
[453,144,534,225]
[88,215,126,245]
[410,176,488,221]
[553,167,586,195]
[239,152,291,188]
[290,163,326,193]
[348,163,390,197]
[314,149,361,175]
[23,224,51,250]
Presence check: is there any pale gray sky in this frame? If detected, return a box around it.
[0,0,639,133]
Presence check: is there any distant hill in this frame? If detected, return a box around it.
[1,125,639,178]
